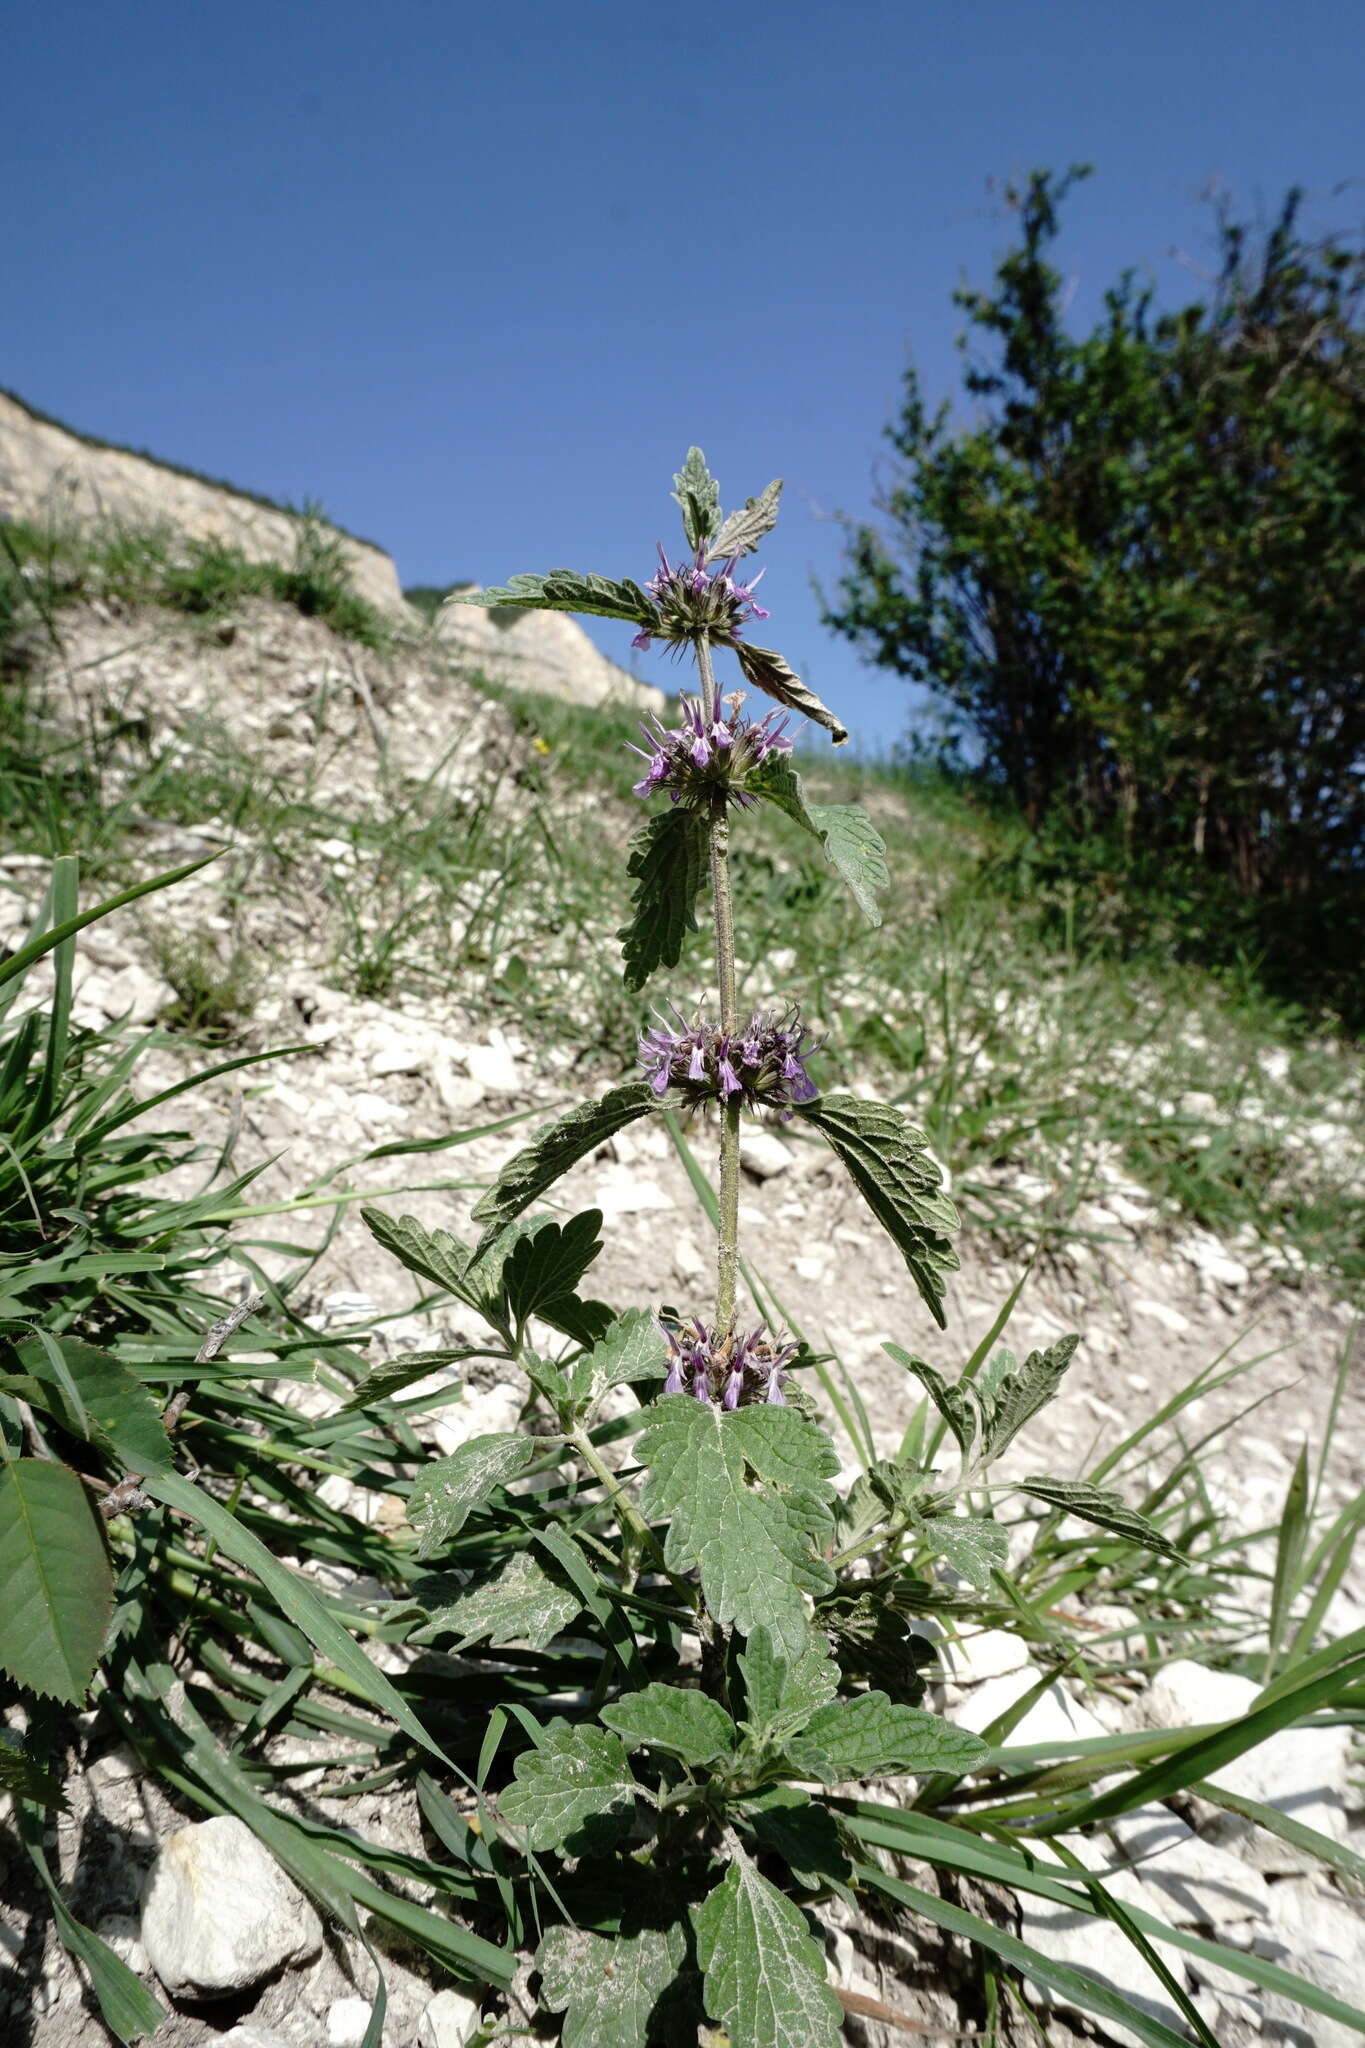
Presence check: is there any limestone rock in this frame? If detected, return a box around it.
[937,1626,1033,1688]
[328,1996,374,2047]
[222,2030,295,2048]
[1017,1832,1184,2048]
[740,1129,795,1180]
[1138,1660,1351,1868]
[419,1986,485,2047]
[140,1814,322,1996]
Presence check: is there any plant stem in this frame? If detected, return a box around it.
[696,637,742,1335]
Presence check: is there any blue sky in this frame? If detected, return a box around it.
[6,0,1361,749]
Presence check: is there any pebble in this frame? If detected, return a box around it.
[1131,1298,1191,1334]
[418,1986,485,2047]
[740,1129,794,1179]
[139,1815,322,1996]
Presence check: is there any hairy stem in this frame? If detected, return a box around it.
[696,637,742,1334]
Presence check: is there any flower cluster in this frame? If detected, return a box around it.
[662,1316,796,1408]
[631,541,769,654]
[628,690,793,806]
[639,1004,821,1113]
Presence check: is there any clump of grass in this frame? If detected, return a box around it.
[0,505,392,649]
[151,925,261,1040]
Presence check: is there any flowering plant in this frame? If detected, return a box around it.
[356,454,1193,2047]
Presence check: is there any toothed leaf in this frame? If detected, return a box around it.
[785,1692,989,1784]
[470,1084,661,1250]
[619,807,708,992]
[1018,1477,1184,1560]
[500,1719,638,1853]
[536,1920,693,2048]
[734,642,849,745]
[692,1859,843,2048]
[601,1683,738,1765]
[749,754,887,925]
[672,447,722,551]
[407,1433,536,1557]
[793,1094,960,1326]
[706,478,783,562]
[411,1551,583,1650]
[448,569,656,625]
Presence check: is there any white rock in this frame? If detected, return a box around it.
[740,1129,794,1179]
[1018,1832,1184,2048]
[938,1626,1033,1688]
[1139,1660,1351,1868]
[418,1985,485,2047]
[1106,1193,1152,1228]
[1176,1230,1251,1289]
[1256,1879,1365,2047]
[328,1995,374,2047]
[370,1033,433,1077]
[222,2029,294,2048]
[430,1381,524,1456]
[591,1167,673,1217]
[1103,1806,1269,1928]
[140,1814,322,1996]
[92,1913,149,1976]
[1131,1298,1191,1334]
[433,1058,487,1116]
[464,1040,522,1093]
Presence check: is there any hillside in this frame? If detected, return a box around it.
[2,541,1363,2046]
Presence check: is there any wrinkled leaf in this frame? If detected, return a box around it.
[407,1433,536,1557]
[470,1084,661,1251]
[619,808,709,993]
[672,447,722,552]
[734,642,849,746]
[0,1460,113,1703]
[567,1308,669,1410]
[448,569,656,625]
[737,1624,840,1744]
[537,1919,692,2048]
[786,1692,989,1784]
[502,1209,605,1339]
[749,754,887,925]
[706,478,783,563]
[975,1337,1079,1462]
[637,1401,838,1660]
[361,1206,475,1302]
[740,1784,852,1894]
[339,1346,493,1413]
[794,1094,960,1326]
[1018,1477,1183,1560]
[915,1513,1009,1591]
[884,1345,975,1459]
[500,1720,638,1853]
[692,1858,843,2048]
[412,1550,583,1651]
[601,1683,737,1766]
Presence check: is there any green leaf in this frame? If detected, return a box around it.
[1018,1477,1183,1560]
[412,1550,584,1651]
[25,1835,165,2043]
[737,1624,840,1744]
[619,808,709,993]
[915,1513,1009,1591]
[407,1433,536,1557]
[601,1683,737,1766]
[975,1336,1079,1461]
[0,1460,113,1703]
[692,1857,843,2048]
[469,1084,661,1251]
[537,1919,691,2048]
[672,447,722,552]
[786,1693,988,1785]
[339,1346,498,1413]
[734,642,849,746]
[567,1308,669,1410]
[793,1094,960,1326]
[500,1719,639,1853]
[739,1784,853,1894]
[749,754,888,925]
[820,1595,935,1704]
[17,1337,171,1473]
[449,568,656,624]
[361,1206,477,1301]
[706,478,783,563]
[144,1466,450,1765]
[883,1345,975,1459]
[502,1208,605,1339]
[637,1400,838,1660]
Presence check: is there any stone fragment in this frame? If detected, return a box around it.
[591,1167,673,1216]
[1138,1660,1351,1869]
[418,1985,485,2047]
[937,1625,1033,1688]
[140,1814,322,1996]
[464,1039,522,1094]
[1103,1805,1269,1928]
[1017,1832,1184,2048]
[430,1381,524,1456]
[328,1996,374,2047]
[223,2030,294,2048]
[1131,1298,1191,1334]
[739,1129,794,1179]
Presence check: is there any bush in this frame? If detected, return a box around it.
[825,170,1365,1022]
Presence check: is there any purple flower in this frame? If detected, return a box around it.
[631,540,772,657]
[625,690,794,810]
[659,1316,797,1410]
[637,1004,823,1118]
